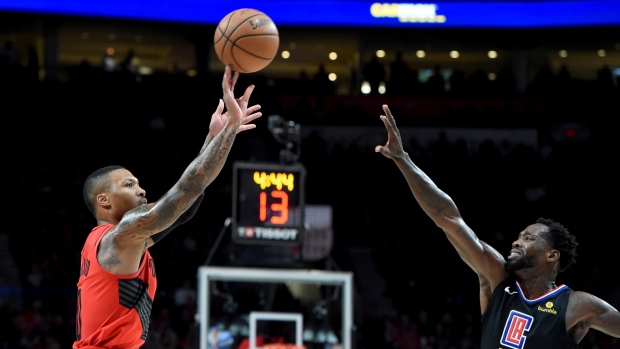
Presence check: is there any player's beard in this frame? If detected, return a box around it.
[504,254,536,272]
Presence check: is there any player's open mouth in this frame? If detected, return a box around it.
[507,249,521,260]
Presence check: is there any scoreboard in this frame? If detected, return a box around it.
[232,161,306,245]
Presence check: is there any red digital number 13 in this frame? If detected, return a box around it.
[259,190,289,224]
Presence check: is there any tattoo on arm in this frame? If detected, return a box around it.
[100,253,121,269]
[115,126,238,244]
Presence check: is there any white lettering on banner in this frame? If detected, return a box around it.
[370,3,446,23]
[399,3,437,18]
[237,226,299,240]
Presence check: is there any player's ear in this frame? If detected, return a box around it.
[97,193,111,209]
[547,249,560,262]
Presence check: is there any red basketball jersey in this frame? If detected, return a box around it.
[73,224,157,349]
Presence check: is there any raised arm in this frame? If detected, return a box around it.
[146,91,263,248]
[375,104,508,306]
[103,65,255,273]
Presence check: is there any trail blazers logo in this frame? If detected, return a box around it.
[500,310,533,349]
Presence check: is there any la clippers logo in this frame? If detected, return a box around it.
[500,310,533,348]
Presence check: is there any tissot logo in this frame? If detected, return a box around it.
[237,226,299,240]
[244,227,255,238]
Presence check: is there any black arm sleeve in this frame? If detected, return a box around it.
[151,192,205,245]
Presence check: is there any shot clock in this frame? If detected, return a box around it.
[232,161,306,245]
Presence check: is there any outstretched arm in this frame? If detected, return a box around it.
[146,100,262,247]
[147,192,204,247]
[375,104,508,308]
[107,66,256,271]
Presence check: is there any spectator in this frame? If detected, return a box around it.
[362,55,386,95]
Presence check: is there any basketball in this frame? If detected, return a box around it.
[213,8,279,73]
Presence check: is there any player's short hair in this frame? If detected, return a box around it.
[83,165,125,218]
[537,217,578,272]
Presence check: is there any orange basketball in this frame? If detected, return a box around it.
[213,8,279,73]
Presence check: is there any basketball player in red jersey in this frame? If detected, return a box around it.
[375,104,620,348]
[74,65,261,349]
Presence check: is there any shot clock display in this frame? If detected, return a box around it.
[232,161,306,245]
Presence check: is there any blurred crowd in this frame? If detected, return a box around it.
[1,41,619,349]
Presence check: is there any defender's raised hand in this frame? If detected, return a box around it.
[375,104,406,159]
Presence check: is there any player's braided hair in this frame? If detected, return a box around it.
[537,217,578,272]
